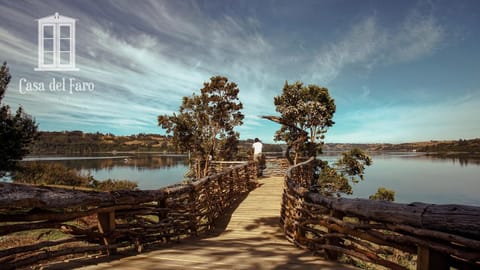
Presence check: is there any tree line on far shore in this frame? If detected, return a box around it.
[28,131,480,156]
[418,138,480,154]
[24,131,480,157]
[27,131,284,155]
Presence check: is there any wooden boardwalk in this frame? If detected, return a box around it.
[70,177,356,270]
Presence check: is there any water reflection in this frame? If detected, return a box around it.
[396,153,480,167]
[22,154,188,190]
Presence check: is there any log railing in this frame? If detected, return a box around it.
[0,161,258,269]
[281,157,480,270]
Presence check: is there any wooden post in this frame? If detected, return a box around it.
[325,210,344,260]
[246,165,253,190]
[98,211,116,255]
[157,197,167,220]
[417,245,449,270]
[189,189,199,236]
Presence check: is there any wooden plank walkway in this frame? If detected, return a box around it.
[69,177,356,270]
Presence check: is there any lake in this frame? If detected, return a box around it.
[20,152,480,206]
[328,153,480,206]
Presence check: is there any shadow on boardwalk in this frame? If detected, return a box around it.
[45,177,355,270]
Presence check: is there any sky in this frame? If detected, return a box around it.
[0,0,479,143]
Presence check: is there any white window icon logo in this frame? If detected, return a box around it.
[35,12,79,71]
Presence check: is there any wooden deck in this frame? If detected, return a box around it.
[67,177,356,270]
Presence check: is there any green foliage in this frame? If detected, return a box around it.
[14,162,92,187]
[89,179,138,191]
[0,62,38,175]
[369,187,395,201]
[335,148,372,182]
[316,163,353,196]
[267,81,373,197]
[158,75,244,178]
[14,162,137,191]
[0,61,9,99]
[272,81,336,164]
[316,148,372,197]
[216,132,240,161]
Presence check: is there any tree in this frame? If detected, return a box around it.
[265,81,372,197]
[0,62,38,176]
[158,76,244,179]
[265,81,336,165]
[317,148,372,197]
[216,131,240,161]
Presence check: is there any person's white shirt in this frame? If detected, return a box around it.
[253,141,263,155]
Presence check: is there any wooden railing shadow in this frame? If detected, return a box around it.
[45,184,329,270]
[0,161,258,270]
[244,216,285,241]
[198,189,252,239]
[42,189,254,270]
[281,157,480,270]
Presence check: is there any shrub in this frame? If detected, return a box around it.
[369,187,395,201]
[14,162,137,191]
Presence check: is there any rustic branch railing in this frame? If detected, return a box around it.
[0,161,258,269]
[281,157,480,270]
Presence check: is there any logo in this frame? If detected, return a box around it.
[19,12,95,94]
[35,12,79,71]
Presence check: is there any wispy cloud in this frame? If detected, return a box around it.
[309,17,382,84]
[389,11,445,63]
[308,10,445,84]
[0,1,278,137]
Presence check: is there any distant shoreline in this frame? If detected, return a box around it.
[425,152,480,159]
[23,152,188,161]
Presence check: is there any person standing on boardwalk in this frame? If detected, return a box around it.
[252,138,263,161]
[252,138,264,176]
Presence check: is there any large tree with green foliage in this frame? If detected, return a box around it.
[158,76,244,179]
[265,81,336,164]
[265,81,372,197]
[0,62,38,176]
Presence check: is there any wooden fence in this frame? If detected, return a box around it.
[0,161,258,269]
[281,157,480,270]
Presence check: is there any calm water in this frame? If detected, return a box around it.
[321,153,480,206]
[20,153,480,206]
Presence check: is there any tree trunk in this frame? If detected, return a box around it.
[0,182,163,210]
[203,158,210,178]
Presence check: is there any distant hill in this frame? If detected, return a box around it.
[416,138,480,154]
[29,131,479,156]
[323,142,429,152]
[324,139,480,154]
[30,131,174,154]
[29,131,285,155]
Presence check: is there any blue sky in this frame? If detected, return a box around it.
[0,0,479,143]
